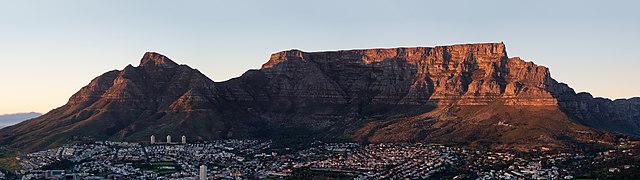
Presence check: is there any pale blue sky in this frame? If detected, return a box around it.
[0,0,639,114]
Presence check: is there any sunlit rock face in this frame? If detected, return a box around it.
[255,43,560,106]
[67,52,220,110]
[1,43,638,152]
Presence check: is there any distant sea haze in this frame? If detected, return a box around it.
[0,112,42,128]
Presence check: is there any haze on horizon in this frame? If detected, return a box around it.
[0,0,639,115]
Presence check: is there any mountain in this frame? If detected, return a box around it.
[1,43,638,152]
[0,112,42,128]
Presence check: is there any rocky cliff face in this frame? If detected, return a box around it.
[557,91,640,136]
[0,43,637,152]
[255,43,560,106]
[67,52,220,110]
[0,53,254,151]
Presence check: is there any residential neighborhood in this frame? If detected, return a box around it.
[12,138,639,179]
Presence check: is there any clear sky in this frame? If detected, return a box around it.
[0,0,638,114]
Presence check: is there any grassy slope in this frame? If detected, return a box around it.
[353,103,613,151]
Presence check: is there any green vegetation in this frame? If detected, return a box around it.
[0,150,21,170]
[151,161,176,166]
[134,161,179,174]
[41,159,74,170]
[0,157,18,171]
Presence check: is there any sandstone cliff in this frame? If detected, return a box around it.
[255,43,559,106]
[0,43,636,152]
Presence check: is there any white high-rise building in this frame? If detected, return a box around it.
[199,165,207,180]
[181,135,187,144]
[150,135,156,144]
[166,135,171,143]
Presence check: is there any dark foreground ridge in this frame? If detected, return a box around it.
[1,43,639,152]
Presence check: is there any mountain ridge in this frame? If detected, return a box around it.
[1,42,638,152]
[0,112,42,129]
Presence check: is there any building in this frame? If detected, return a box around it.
[199,165,207,180]
[167,135,171,143]
[44,170,65,179]
[150,135,156,144]
[107,174,124,180]
[182,135,187,144]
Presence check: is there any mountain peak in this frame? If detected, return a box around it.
[140,52,178,67]
[2,43,638,152]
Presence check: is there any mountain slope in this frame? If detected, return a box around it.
[0,43,637,152]
[219,43,625,149]
[0,53,264,151]
[0,112,42,128]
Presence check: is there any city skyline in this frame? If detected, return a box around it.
[1,0,639,114]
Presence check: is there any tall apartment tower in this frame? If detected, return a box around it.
[150,135,156,144]
[181,135,187,144]
[166,135,171,144]
[199,165,207,180]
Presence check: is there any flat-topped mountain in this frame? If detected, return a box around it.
[1,43,638,152]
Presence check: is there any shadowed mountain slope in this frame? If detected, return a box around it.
[1,43,637,152]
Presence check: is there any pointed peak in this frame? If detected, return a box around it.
[140,52,178,68]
